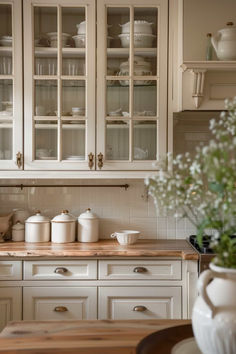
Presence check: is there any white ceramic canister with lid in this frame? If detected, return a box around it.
[12,221,25,241]
[51,210,76,243]
[25,211,50,243]
[78,208,99,242]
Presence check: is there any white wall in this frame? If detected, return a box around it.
[0,179,196,240]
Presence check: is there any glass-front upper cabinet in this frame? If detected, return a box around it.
[97,0,167,170]
[0,0,22,170]
[24,0,95,170]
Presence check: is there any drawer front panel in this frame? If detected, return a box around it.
[99,286,182,320]
[24,260,97,280]
[0,261,22,280]
[99,260,181,280]
[23,287,97,320]
[0,287,22,331]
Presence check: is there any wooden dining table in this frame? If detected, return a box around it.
[0,319,191,354]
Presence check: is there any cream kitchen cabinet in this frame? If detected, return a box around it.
[99,286,182,320]
[23,287,97,320]
[0,287,22,331]
[0,0,168,175]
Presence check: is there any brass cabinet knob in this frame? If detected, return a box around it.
[54,306,68,312]
[16,151,23,169]
[133,305,147,312]
[88,152,94,169]
[54,267,68,274]
[97,152,103,169]
[133,267,147,273]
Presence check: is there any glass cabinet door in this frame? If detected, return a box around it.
[24,0,95,170]
[97,0,168,170]
[0,0,22,170]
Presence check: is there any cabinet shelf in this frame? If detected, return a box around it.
[107,48,157,58]
[34,47,86,58]
[35,123,85,129]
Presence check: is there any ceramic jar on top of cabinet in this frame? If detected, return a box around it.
[25,211,50,243]
[51,210,76,243]
[78,208,99,242]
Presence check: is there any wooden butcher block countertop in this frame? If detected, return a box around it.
[0,319,191,353]
[0,239,198,260]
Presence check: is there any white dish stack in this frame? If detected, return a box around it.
[118,20,156,48]
[119,56,152,86]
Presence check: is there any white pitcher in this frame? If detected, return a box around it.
[192,263,236,354]
[211,22,236,60]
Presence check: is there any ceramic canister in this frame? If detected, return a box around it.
[78,208,99,242]
[51,210,76,243]
[25,211,50,243]
[12,221,25,242]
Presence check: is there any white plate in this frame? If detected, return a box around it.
[171,337,201,354]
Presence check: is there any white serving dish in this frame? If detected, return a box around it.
[25,211,50,243]
[73,34,86,48]
[76,21,86,34]
[51,210,76,243]
[120,20,153,34]
[118,33,156,48]
[46,32,71,47]
[78,208,99,243]
[110,230,140,245]
[0,38,12,46]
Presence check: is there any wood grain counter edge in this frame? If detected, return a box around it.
[0,239,199,260]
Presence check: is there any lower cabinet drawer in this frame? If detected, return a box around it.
[99,260,182,280]
[0,261,22,280]
[23,287,97,320]
[24,260,97,280]
[99,286,182,320]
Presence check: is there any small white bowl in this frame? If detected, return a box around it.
[73,34,86,48]
[118,33,156,48]
[111,230,140,245]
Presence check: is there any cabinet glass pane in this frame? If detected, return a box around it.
[106,120,129,160]
[0,4,12,48]
[133,120,156,160]
[107,82,129,117]
[0,79,13,116]
[107,7,130,49]
[133,81,157,117]
[34,7,57,76]
[62,80,85,117]
[62,7,85,76]
[62,120,85,160]
[133,52,156,76]
[35,120,57,160]
[133,7,157,49]
[35,80,57,116]
[0,123,12,160]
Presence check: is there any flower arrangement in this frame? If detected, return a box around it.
[146,98,236,269]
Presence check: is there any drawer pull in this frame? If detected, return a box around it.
[54,267,68,274]
[133,267,147,273]
[133,305,147,312]
[54,306,68,313]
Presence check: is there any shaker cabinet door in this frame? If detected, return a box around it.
[23,286,97,320]
[0,287,22,332]
[96,0,168,170]
[0,0,23,170]
[23,0,96,170]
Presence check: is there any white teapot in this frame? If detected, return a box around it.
[211,22,236,60]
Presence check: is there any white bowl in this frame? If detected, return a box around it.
[46,32,71,47]
[119,33,156,48]
[0,38,12,47]
[111,230,140,245]
[73,34,86,48]
[120,20,153,34]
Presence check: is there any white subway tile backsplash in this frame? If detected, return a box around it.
[0,179,191,240]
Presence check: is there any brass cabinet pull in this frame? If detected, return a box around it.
[54,306,68,312]
[54,267,68,274]
[88,152,94,169]
[16,152,23,169]
[133,267,147,273]
[97,152,103,169]
[133,305,147,312]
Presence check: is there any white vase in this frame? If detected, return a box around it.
[192,263,236,354]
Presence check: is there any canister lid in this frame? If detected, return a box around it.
[52,210,76,223]
[26,211,50,223]
[12,221,25,230]
[78,208,98,220]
